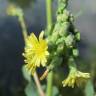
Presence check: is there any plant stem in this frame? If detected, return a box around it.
[46,0,52,32]
[18,15,27,42]
[46,71,53,96]
[34,72,45,96]
[46,0,53,96]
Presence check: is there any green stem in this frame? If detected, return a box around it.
[46,0,52,33]
[34,72,45,96]
[18,15,27,42]
[46,71,53,96]
[46,0,53,96]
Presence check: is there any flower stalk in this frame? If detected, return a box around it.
[18,15,27,41]
[46,71,53,96]
[46,0,53,96]
[7,5,27,41]
[46,0,52,35]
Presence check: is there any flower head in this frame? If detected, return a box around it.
[62,68,90,88]
[7,4,23,16]
[23,31,49,75]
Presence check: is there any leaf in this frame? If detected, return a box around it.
[85,80,94,96]
[53,86,60,96]
[22,65,31,82]
[25,82,38,96]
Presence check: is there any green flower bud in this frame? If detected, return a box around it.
[65,34,74,48]
[56,37,65,45]
[57,12,69,22]
[57,44,64,54]
[53,23,61,34]
[70,14,74,22]
[72,49,79,57]
[59,22,69,36]
[7,5,23,17]
[75,32,80,41]
[51,32,59,43]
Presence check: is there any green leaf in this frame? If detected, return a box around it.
[22,65,31,82]
[25,82,38,96]
[53,86,60,96]
[85,80,94,96]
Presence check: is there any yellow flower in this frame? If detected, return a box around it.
[62,68,90,88]
[23,31,49,75]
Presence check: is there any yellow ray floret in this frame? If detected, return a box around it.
[62,68,90,88]
[23,31,49,75]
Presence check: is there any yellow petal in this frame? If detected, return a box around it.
[39,31,44,41]
[41,59,46,67]
[40,40,47,50]
[35,59,40,67]
[45,51,50,56]
[30,33,39,46]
